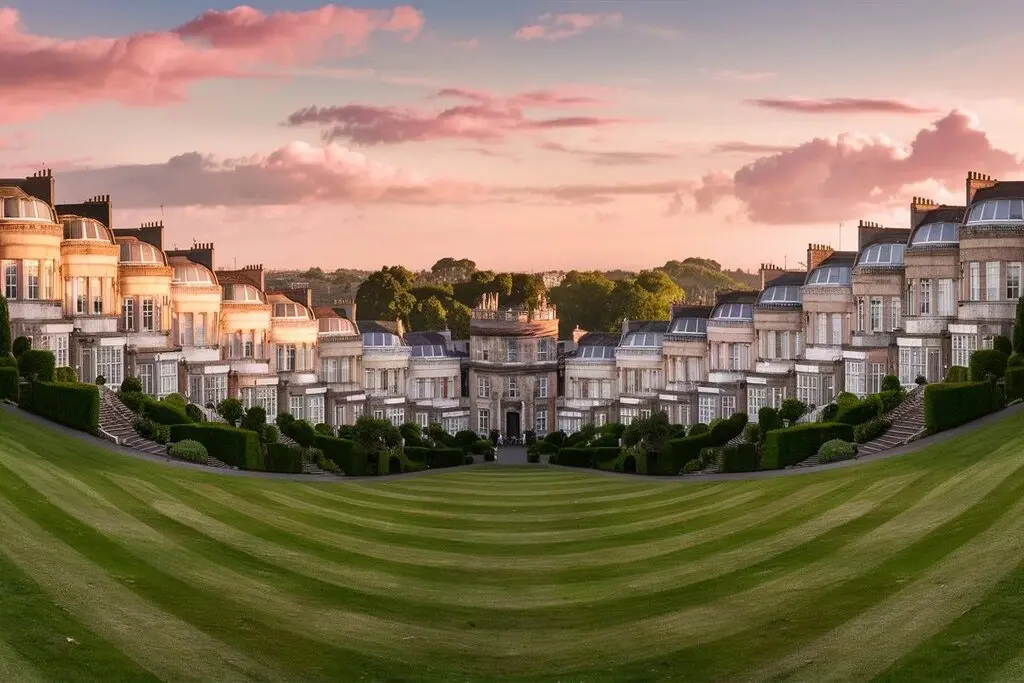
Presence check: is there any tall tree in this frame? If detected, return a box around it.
[506,273,547,309]
[0,294,9,356]
[430,257,476,283]
[446,301,471,340]
[548,271,616,338]
[1015,296,1024,355]
[355,269,416,323]
[409,296,448,332]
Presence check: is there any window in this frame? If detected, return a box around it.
[363,368,374,390]
[537,339,549,361]
[373,409,384,420]
[920,279,931,315]
[205,375,227,405]
[845,360,865,397]
[816,313,826,344]
[794,332,804,358]
[95,346,123,387]
[43,260,53,300]
[869,298,882,332]
[478,409,490,432]
[620,408,639,426]
[417,412,429,428]
[891,297,902,331]
[535,409,548,434]
[969,262,981,301]
[88,277,101,314]
[822,374,835,403]
[907,279,916,316]
[537,377,548,398]
[387,408,404,427]
[321,358,342,383]
[1009,263,1022,300]
[747,387,766,415]
[640,409,653,420]
[987,262,1001,301]
[244,338,254,358]
[952,334,977,368]
[698,395,717,424]
[242,386,277,418]
[123,298,135,331]
[4,262,16,299]
[159,362,177,397]
[937,279,955,316]
[831,314,842,345]
[74,277,87,313]
[729,344,740,370]
[796,373,819,407]
[899,347,926,385]
[769,386,786,409]
[179,312,192,345]
[477,375,490,398]
[308,395,325,425]
[869,363,886,395]
[24,260,38,299]
[277,344,297,371]
[506,339,517,362]
[855,299,865,333]
[194,313,205,346]
[507,377,519,398]
[139,364,154,395]
[289,396,304,420]
[721,396,736,419]
[51,335,67,368]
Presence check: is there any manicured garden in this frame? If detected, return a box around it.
[4,406,1024,681]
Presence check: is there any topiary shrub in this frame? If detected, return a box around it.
[276,412,295,431]
[169,439,208,464]
[240,405,266,432]
[544,430,567,447]
[168,423,264,470]
[835,394,882,426]
[468,439,495,456]
[757,406,781,435]
[184,403,204,423]
[819,439,856,463]
[53,366,77,383]
[853,417,890,444]
[95,375,106,386]
[216,397,244,427]
[140,396,192,426]
[682,459,702,473]
[527,452,540,463]
[151,425,171,445]
[1007,366,1024,403]
[760,422,855,470]
[524,429,536,445]
[1009,354,1024,369]
[688,423,709,437]
[878,389,904,413]
[17,349,55,382]
[881,375,901,392]
[819,403,839,422]
[742,423,760,444]
[453,429,479,449]
[779,397,808,425]
[835,392,858,406]
[119,391,146,413]
[264,443,304,473]
[0,366,18,401]
[994,335,1013,356]
[0,294,10,357]
[720,442,758,473]
[286,419,317,447]
[21,381,100,433]
[120,376,143,394]
[314,422,334,436]
[12,336,31,358]
[0,354,16,368]
[261,424,280,444]
[162,393,185,408]
[133,416,158,440]
[315,434,368,475]
[925,381,1003,433]
[969,349,1008,382]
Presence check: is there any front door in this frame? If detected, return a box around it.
[505,411,521,440]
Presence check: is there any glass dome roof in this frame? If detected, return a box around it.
[966,199,1024,224]
[171,259,217,285]
[806,264,851,286]
[576,345,616,359]
[117,238,166,265]
[669,317,708,335]
[319,317,358,335]
[712,303,753,320]
[363,332,403,347]
[411,344,451,358]
[222,283,265,303]
[61,216,114,243]
[756,286,801,306]
[272,302,311,319]
[858,242,905,267]
[1,195,56,223]
[620,332,664,347]
[910,221,958,246]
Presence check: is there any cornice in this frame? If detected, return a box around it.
[1,222,63,238]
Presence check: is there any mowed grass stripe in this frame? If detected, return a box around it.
[0,636,42,683]
[0,496,275,683]
[752,492,1024,682]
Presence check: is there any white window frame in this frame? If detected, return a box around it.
[845,359,865,397]
[869,298,882,332]
[537,376,548,398]
[535,409,547,434]
[697,395,716,424]
[987,262,1000,301]
[1008,262,1022,300]
[721,396,736,419]
[796,373,819,407]
[969,262,981,301]
[158,362,177,397]
[478,409,490,433]
[747,386,766,415]
[477,374,490,398]
[920,279,931,315]
[138,363,154,395]
[891,297,902,331]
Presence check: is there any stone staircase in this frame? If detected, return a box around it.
[858,386,926,456]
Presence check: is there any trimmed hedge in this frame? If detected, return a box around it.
[18,349,55,382]
[554,446,621,469]
[0,366,17,401]
[649,414,747,475]
[403,446,465,469]
[720,443,758,473]
[265,443,304,473]
[1007,366,1024,403]
[315,434,368,475]
[969,349,1008,381]
[819,439,856,463]
[835,394,882,426]
[854,417,890,444]
[945,365,970,383]
[141,397,192,426]
[924,381,1004,433]
[20,381,99,433]
[760,422,855,470]
[168,423,264,470]
[169,439,208,464]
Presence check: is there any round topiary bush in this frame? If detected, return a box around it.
[881,375,901,392]
[261,424,280,444]
[742,422,761,444]
[53,366,77,383]
[12,336,31,358]
[688,423,709,436]
[185,403,204,423]
[169,439,209,464]
[527,452,540,463]
[819,439,856,463]
[120,376,143,394]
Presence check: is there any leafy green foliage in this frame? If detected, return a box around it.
[854,418,890,444]
[53,366,77,383]
[835,395,882,426]
[240,405,266,432]
[216,397,245,427]
[819,439,855,463]
[169,423,264,470]
[778,398,808,425]
[20,381,100,433]
[264,443,304,473]
[924,381,1004,433]
[1015,296,1024,354]
[17,349,55,382]
[120,376,143,394]
[0,294,10,356]
[945,365,970,382]
[12,336,30,358]
[315,434,367,475]
[994,335,1013,356]
[969,349,1009,381]
[720,443,758,472]
[760,423,855,470]
[881,375,901,392]
[169,439,208,464]
[0,366,19,401]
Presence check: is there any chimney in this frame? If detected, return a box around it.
[966,171,997,206]
[909,197,939,230]
[806,243,834,273]
[856,220,893,250]
[759,262,784,289]
[572,326,588,344]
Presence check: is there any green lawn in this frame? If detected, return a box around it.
[4,411,1024,682]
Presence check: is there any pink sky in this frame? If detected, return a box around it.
[2,1,1024,272]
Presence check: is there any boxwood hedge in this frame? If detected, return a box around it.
[169,423,264,470]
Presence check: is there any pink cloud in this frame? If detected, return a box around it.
[708,69,777,83]
[285,87,628,145]
[747,97,935,115]
[56,141,477,208]
[712,141,794,154]
[693,110,1022,224]
[538,141,679,165]
[513,13,622,41]
[0,4,423,122]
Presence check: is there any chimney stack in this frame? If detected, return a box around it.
[806,243,834,273]
[966,171,997,206]
[909,196,939,230]
[759,262,784,289]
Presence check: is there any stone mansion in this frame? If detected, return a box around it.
[0,170,1017,437]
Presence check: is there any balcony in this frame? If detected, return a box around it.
[851,331,897,348]
[665,381,697,393]
[958,300,1015,323]
[471,308,556,322]
[754,360,794,375]
[367,387,405,398]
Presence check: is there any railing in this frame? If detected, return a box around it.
[471,309,557,322]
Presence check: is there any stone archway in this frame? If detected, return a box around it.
[623,454,637,474]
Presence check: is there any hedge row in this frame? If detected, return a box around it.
[403,446,465,469]
[647,414,747,475]
[0,366,17,401]
[169,423,264,470]
[924,381,1004,433]
[720,443,758,473]
[1006,366,1024,403]
[760,422,855,470]
[315,434,368,475]
[553,446,622,469]
[264,443,304,474]
[834,395,881,426]
[19,381,100,433]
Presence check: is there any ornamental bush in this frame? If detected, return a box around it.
[216,397,244,426]
[881,375,902,392]
[169,439,209,464]
[1009,354,1024,368]
[20,381,100,433]
[969,349,1008,381]
[819,439,856,463]
[0,366,18,401]
[925,381,1004,433]
[1007,366,1024,402]
[835,394,882,426]
[853,417,890,444]
[168,423,264,470]
[742,423,760,444]
[264,443,304,473]
[760,422,855,470]
[720,442,758,473]
[120,376,143,394]
[12,336,31,358]
[184,403,204,423]
[53,366,77,383]
[0,294,10,357]
[314,434,368,475]
[17,349,55,382]
[240,405,266,432]
[758,406,782,435]
[994,335,1013,356]
[527,452,540,463]
[688,423,709,436]
[260,424,280,444]
[141,396,192,426]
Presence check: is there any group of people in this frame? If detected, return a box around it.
[494,434,523,447]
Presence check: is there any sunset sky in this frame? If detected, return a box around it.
[2,0,1024,273]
